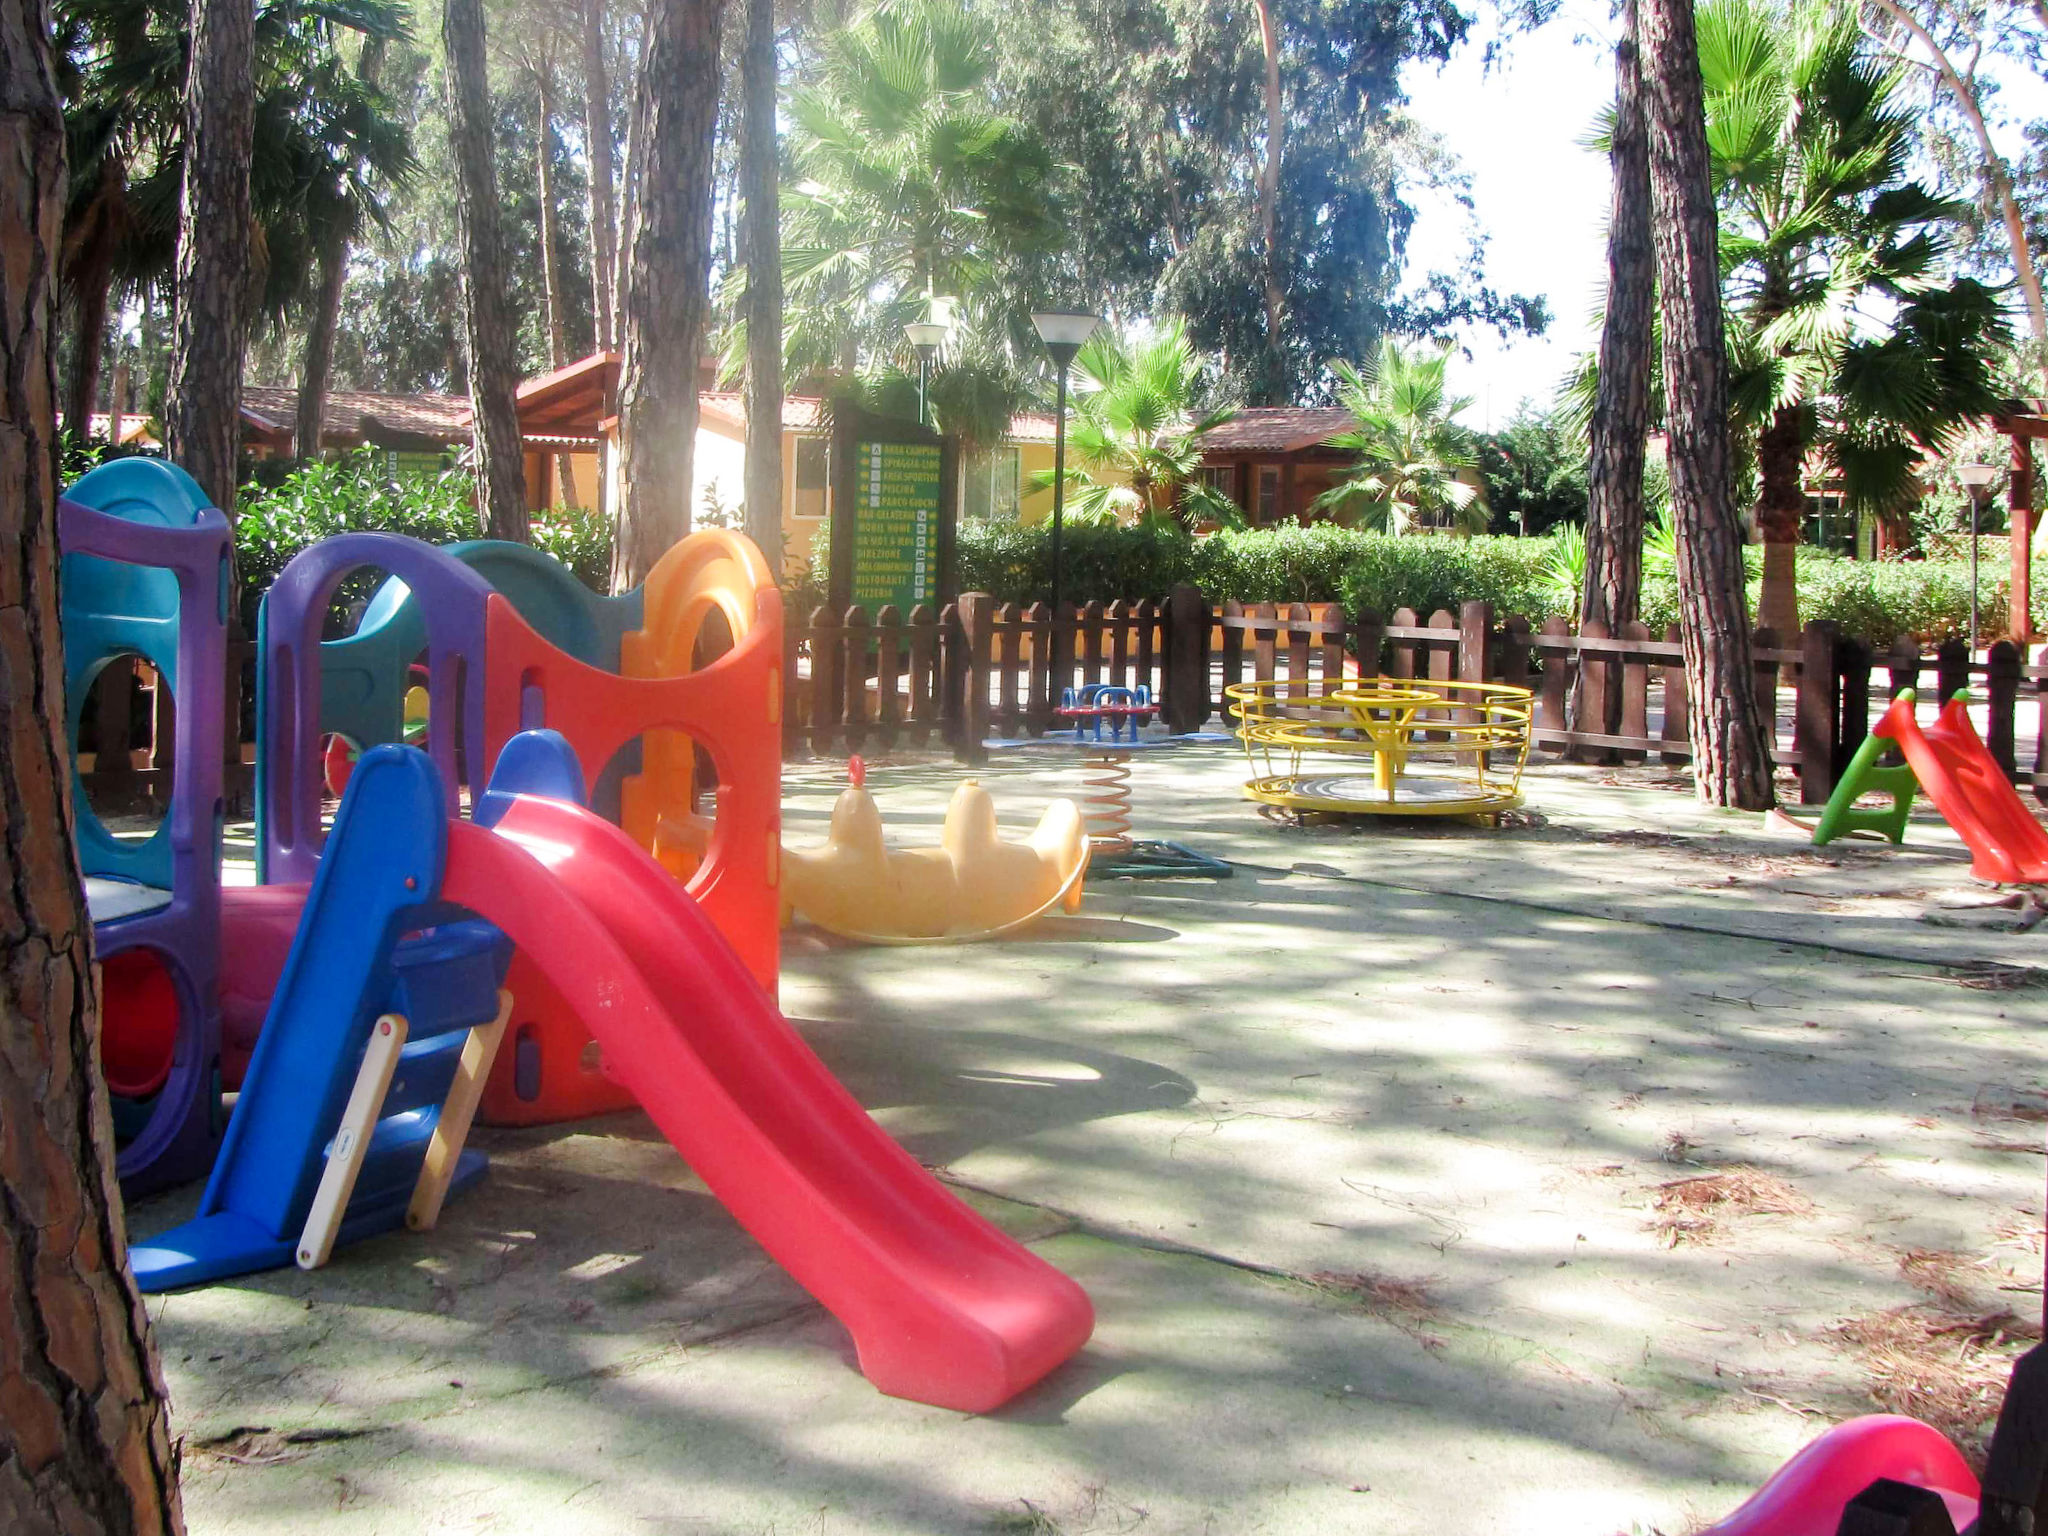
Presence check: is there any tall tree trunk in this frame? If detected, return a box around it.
[740,0,782,573]
[109,346,129,447]
[64,260,111,446]
[581,0,617,350]
[163,0,255,516]
[294,239,348,459]
[61,163,124,449]
[296,34,385,461]
[0,0,186,1526]
[443,0,531,541]
[1640,0,1775,810]
[614,28,647,346]
[534,66,580,507]
[1252,0,1285,405]
[614,0,726,588]
[1575,0,1654,744]
[1752,400,1803,641]
[537,68,569,368]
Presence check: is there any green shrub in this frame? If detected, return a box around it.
[1637,550,2013,645]
[235,448,613,627]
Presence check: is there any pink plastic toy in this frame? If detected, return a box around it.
[438,790,1093,1411]
[1693,1415,1979,1535]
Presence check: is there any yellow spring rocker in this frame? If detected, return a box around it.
[659,759,1091,945]
[780,759,1090,944]
[1226,677,1534,824]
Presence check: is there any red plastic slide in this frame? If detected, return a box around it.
[1694,1415,1978,1535]
[1876,692,2048,883]
[438,796,1093,1413]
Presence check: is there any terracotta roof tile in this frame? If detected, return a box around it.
[1196,407,1355,454]
[241,384,474,444]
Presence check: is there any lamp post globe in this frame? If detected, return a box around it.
[1030,311,1101,620]
[1959,461,2001,655]
[904,319,950,430]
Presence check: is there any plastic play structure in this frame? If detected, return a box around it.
[57,458,233,1196]
[1809,688,2048,883]
[1226,676,1534,820]
[137,731,1094,1411]
[53,472,1091,1409]
[130,745,512,1287]
[254,525,782,1125]
[769,758,1090,944]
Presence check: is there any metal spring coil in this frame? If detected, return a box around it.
[1080,750,1135,853]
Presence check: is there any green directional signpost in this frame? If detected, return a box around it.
[850,439,940,611]
[828,409,958,620]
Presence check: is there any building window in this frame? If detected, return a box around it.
[1256,464,1280,523]
[793,437,829,519]
[964,447,1022,523]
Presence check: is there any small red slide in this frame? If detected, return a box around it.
[439,795,1093,1413]
[1878,692,2048,884]
[1693,1415,1978,1535]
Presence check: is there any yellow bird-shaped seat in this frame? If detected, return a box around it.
[780,776,1088,944]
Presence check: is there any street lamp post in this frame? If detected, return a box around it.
[1030,310,1100,619]
[904,319,950,430]
[1959,461,2002,656]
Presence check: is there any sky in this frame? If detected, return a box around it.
[1398,0,1620,430]
[1396,3,2048,432]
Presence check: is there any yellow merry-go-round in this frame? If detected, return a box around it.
[1224,677,1535,822]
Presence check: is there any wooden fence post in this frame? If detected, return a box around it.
[1536,616,1570,744]
[1660,624,1690,765]
[783,605,809,760]
[1286,602,1312,704]
[1458,601,1492,684]
[955,592,993,763]
[1352,609,1383,680]
[1936,637,1970,705]
[1164,584,1209,732]
[1134,598,1157,700]
[991,600,1021,734]
[874,604,903,750]
[1310,603,1345,697]
[1497,615,1532,691]
[2035,642,2048,804]
[1618,620,1651,766]
[1050,599,1077,712]
[1253,601,1279,682]
[1574,618,1609,761]
[1986,639,2021,779]
[1751,626,1780,760]
[1794,620,1838,805]
[810,605,843,756]
[939,600,965,752]
[1834,635,1871,781]
[840,606,872,756]
[908,603,938,747]
[1388,607,1418,679]
[1024,601,1052,735]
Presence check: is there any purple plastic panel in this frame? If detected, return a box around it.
[259,533,495,885]
[58,493,232,1196]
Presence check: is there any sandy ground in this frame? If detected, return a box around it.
[129,740,2048,1535]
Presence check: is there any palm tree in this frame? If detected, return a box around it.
[780,0,1062,379]
[1032,320,1240,530]
[1702,0,2009,640]
[1313,340,1485,535]
[53,0,413,452]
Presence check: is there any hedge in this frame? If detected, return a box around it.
[950,521,2040,648]
[224,464,2042,652]
[235,449,612,630]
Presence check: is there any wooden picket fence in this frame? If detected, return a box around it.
[75,587,2048,810]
